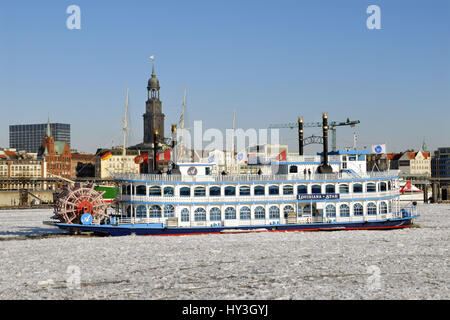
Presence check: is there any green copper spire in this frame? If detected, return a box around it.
[422,138,428,152]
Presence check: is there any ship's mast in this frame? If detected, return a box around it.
[179,84,187,162]
[122,86,129,157]
[231,111,236,173]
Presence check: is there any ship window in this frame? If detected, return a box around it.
[240,206,251,220]
[339,184,349,194]
[149,186,161,196]
[125,205,132,217]
[126,185,132,195]
[269,206,280,219]
[136,205,146,218]
[380,182,387,192]
[366,183,376,193]
[269,185,279,195]
[283,185,293,195]
[283,205,295,218]
[164,186,174,197]
[209,207,221,221]
[194,187,206,197]
[325,184,335,194]
[339,204,350,217]
[180,187,191,197]
[311,185,322,194]
[209,186,221,197]
[303,205,312,216]
[254,206,265,220]
[224,186,236,196]
[326,205,336,217]
[388,181,392,190]
[353,183,363,193]
[194,208,206,221]
[239,186,251,196]
[164,205,175,217]
[181,208,190,222]
[380,202,388,214]
[297,185,307,194]
[367,203,377,215]
[353,203,363,216]
[296,205,301,217]
[254,186,265,196]
[225,207,236,220]
[136,185,147,196]
[289,165,298,173]
[149,205,162,218]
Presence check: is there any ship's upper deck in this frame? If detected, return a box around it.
[114,170,400,184]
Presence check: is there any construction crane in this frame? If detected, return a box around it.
[269,117,360,153]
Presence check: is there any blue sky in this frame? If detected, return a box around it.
[0,0,449,154]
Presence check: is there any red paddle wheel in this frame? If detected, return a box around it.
[53,183,109,224]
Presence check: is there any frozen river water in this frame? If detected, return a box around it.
[0,204,448,300]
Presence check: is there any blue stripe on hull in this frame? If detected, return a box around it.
[55,217,415,237]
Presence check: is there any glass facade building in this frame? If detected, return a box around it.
[9,123,70,153]
[432,148,450,178]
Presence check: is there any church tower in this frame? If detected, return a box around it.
[143,57,165,146]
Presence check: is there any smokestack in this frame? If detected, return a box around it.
[298,117,303,156]
[318,112,333,173]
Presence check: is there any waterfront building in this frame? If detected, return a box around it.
[432,147,450,201]
[0,149,47,190]
[38,120,72,179]
[432,148,450,178]
[71,152,95,178]
[10,122,70,154]
[398,150,431,177]
[95,148,140,179]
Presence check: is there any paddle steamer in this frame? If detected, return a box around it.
[51,113,419,236]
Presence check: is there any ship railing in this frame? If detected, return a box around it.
[119,190,399,203]
[114,170,400,183]
[111,217,163,225]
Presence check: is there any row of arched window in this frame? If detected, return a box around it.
[324,202,389,217]
[127,201,390,221]
[123,181,393,197]
[129,205,296,221]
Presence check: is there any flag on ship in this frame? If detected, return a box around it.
[237,152,247,164]
[156,150,171,162]
[371,144,386,154]
[134,153,148,164]
[276,150,287,161]
[101,152,112,161]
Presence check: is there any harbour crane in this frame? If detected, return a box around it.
[269,117,360,154]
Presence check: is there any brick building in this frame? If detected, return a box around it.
[38,119,72,179]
